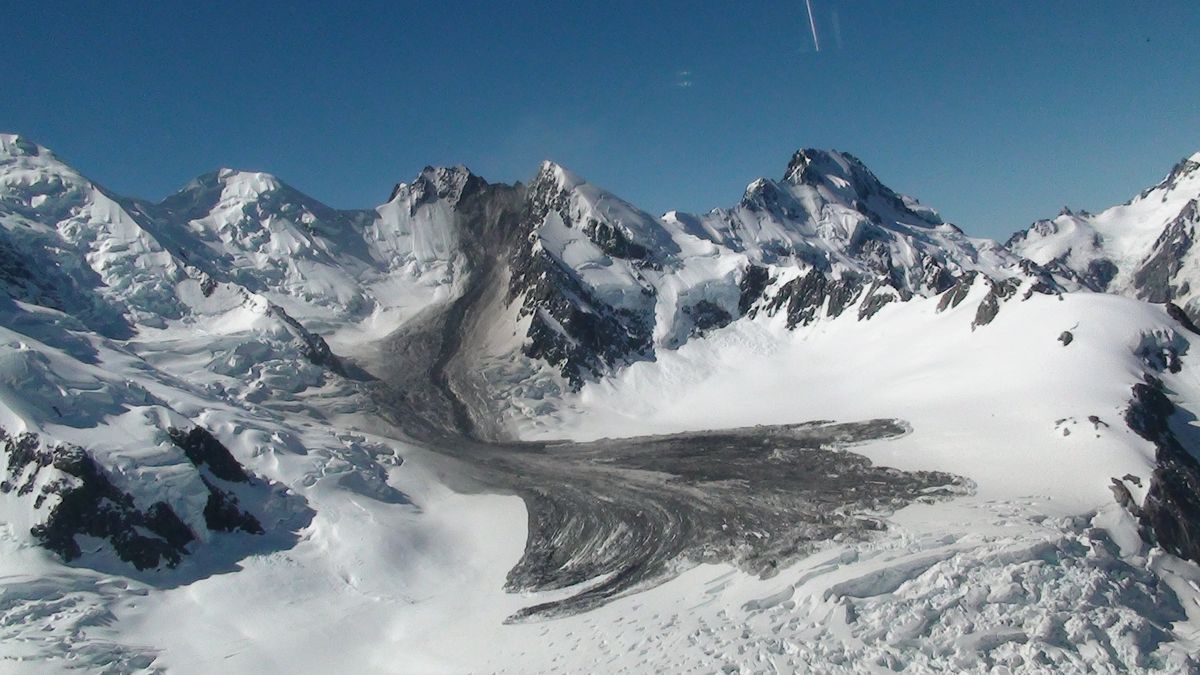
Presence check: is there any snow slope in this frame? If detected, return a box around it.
[2,132,1200,673]
[1009,152,1200,317]
[9,286,1197,673]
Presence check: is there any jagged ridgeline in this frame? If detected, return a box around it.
[366,150,1070,442]
[5,131,1200,579]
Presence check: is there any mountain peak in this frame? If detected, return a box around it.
[1134,152,1200,203]
[388,164,476,206]
[533,160,586,193]
[1165,152,1200,184]
[166,169,284,207]
[0,133,47,160]
[215,168,283,194]
[782,148,867,186]
[415,164,473,198]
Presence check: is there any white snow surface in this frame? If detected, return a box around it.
[1009,153,1200,311]
[1,133,1200,672]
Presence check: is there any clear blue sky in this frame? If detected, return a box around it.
[5,1,1198,239]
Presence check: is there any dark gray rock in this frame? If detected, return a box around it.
[1110,478,1141,516]
[1059,331,1074,346]
[936,271,977,312]
[1134,199,1197,304]
[683,300,733,336]
[1124,377,1200,564]
[201,478,264,534]
[169,426,250,483]
[764,269,870,328]
[1167,302,1200,335]
[858,285,895,320]
[582,217,649,260]
[738,265,770,315]
[972,277,1020,329]
[508,176,657,388]
[1085,258,1120,290]
[1,428,197,570]
[269,302,347,375]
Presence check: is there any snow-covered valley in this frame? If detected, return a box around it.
[3,132,1200,673]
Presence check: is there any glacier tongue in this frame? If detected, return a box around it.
[2,133,1200,671]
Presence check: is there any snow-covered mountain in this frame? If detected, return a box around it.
[367,148,1067,438]
[1008,152,1200,319]
[3,132,1200,672]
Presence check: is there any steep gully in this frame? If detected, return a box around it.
[363,186,964,620]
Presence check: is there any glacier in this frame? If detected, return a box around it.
[1,132,1200,672]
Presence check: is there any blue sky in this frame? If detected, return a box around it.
[5,1,1198,239]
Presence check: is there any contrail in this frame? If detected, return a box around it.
[805,0,821,52]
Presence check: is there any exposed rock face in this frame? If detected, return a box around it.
[167,426,265,534]
[972,278,1021,329]
[1134,200,1198,304]
[505,166,659,387]
[2,423,271,570]
[683,300,733,336]
[858,283,897,320]
[270,303,346,373]
[1168,302,1200,334]
[1007,153,1200,321]
[201,478,264,534]
[737,265,770,315]
[168,426,250,483]
[1124,377,1200,564]
[936,271,977,312]
[2,428,195,570]
[512,252,655,387]
[764,269,869,329]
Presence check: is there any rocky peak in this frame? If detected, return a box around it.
[392,164,476,206]
[783,148,865,186]
[530,161,585,194]
[1136,151,1200,203]
[779,148,942,227]
[0,133,46,160]
[737,178,806,220]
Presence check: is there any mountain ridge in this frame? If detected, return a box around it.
[5,132,1200,670]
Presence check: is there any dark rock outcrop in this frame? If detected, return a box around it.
[936,271,977,312]
[515,258,655,388]
[269,302,346,374]
[2,423,276,571]
[508,175,657,388]
[1124,377,1200,564]
[1167,302,1200,335]
[201,478,264,534]
[1,428,196,570]
[858,283,896,320]
[168,426,250,483]
[763,269,869,328]
[1134,200,1197,304]
[972,277,1021,329]
[683,300,733,337]
[738,265,770,315]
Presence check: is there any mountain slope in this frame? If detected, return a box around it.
[1008,152,1200,318]
[375,148,1068,440]
[2,133,1200,672]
